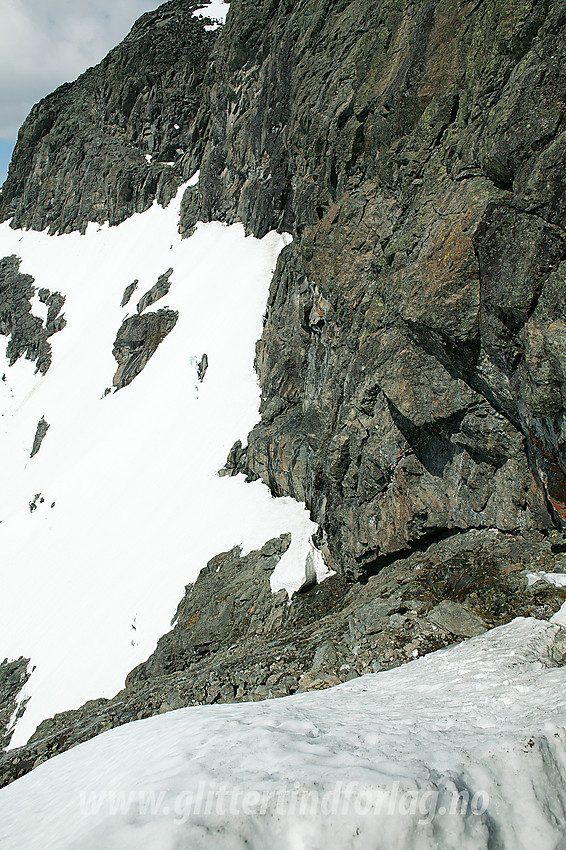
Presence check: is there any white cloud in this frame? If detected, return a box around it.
[0,0,164,138]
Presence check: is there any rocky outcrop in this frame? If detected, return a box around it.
[30,417,50,458]
[0,659,29,751]
[2,528,566,788]
[0,2,217,234]
[196,352,208,381]
[0,256,66,374]
[112,308,178,389]
[120,280,138,308]
[136,268,173,314]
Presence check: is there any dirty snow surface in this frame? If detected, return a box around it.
[0,184,329,746]
[1,618,566,850]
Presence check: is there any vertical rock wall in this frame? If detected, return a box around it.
[191,0,566,576]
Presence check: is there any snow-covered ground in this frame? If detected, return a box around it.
[1,617,566,850]
[0,183,329,747]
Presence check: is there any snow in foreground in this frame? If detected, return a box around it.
[0,185,328,746]
[1,617,566,850]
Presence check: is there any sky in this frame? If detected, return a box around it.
[0,0,169,183]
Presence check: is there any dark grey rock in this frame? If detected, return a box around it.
[120,280,138,308]
[3,0,566,802]
[28,493,42,513]
[2,528,566,789]
[136,269,173,314]
[0,658,30,751]
[112,308,178,389]
[349,600,403,640]
[427,600,487,639]
[0,256,66,375]
[311,640,338,673]
[5,0,566,577]
[30,417,50,458]
[197,353,208,382]
[196,0,566,577]
[0,3,217,234]
[219,439,248,477]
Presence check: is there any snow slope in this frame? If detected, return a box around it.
[0,184,329,747]
[1,617,566,850]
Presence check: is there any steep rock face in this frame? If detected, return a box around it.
[136,268,173,313]
[0,1,215,234]
[3,0,566,578]
[192,0,566,576]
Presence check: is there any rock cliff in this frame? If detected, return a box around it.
[200,0,566,578]
[2,0,566,785]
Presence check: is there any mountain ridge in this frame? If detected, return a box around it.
[2,0,566,797]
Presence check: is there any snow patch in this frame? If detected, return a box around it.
[526,571,566,588]
[194,0,230,30]
[187,169,200,187]
[29,293,49,323]
[551,601,566,627]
